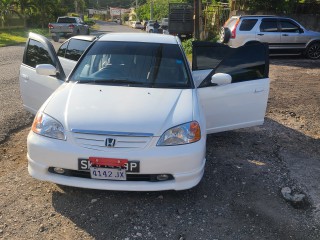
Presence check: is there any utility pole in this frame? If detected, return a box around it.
[194,0,200,39]
[150,0,154,20]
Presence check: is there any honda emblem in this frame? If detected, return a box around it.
[105,138,116,147]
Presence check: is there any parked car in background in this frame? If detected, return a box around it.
[133,21,143,29]
[48,16,90,42]
[146,22,154,33]
[220,15,320,59]
[19,32,270,191]
[56,35,96,76]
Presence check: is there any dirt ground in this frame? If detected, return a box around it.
[0,56,319,239]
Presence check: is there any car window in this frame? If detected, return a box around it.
[70,41,192,89]
[225,18,238,28]
[192,42,268,87]
[65,39,92,61]
[57,41,69,58]
[214,43,268,83]
[57,17,76,23]
[280,20,300,33]
[24,39,54,68]
[239,19,258,31]
[260,20,278,32]
[192,42,229,71]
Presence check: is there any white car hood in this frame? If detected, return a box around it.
[44,83,193,136]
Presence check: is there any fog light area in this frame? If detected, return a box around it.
[53,167,65,174]
[156,174,169,181]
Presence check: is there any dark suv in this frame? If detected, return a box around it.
[220,15,320,59]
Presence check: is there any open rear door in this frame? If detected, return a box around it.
[193,41,270,134]
[19,33,66,114]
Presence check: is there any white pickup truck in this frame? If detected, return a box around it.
[48,16,90,42]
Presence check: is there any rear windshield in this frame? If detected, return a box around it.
[57,17,77,23]
[70,41,192,89]
[224,18,238,29]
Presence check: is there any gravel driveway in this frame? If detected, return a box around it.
[0,24,319,239]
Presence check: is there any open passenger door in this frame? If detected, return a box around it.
[19,33,66,114]
[192,41,270,134]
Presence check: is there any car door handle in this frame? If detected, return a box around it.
[21,74,29,81]
[254,89,264,93]
[282,34,289,36]
[257,33,264,36]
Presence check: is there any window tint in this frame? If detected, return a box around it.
[24,39,54,68]
[57,17,77,23]
[70,41,191,89]
[57,41,68,58]
[193,42,268,87]
[214,43,268,83]
[280,20,300,33]
[260,20,278,32]
[239,19,258,31]
[192,42,230,71]
[65,39,92,61]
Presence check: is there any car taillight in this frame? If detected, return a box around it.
[231,19,240,39]
[68,24,75,29]
[48,24,54,29]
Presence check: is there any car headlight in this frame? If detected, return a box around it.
[157,121,201,146]
[31,112,66,140]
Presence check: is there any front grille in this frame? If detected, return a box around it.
[48,167,174,182]
[72,132,152,151]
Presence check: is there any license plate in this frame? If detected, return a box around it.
[78,159,140,172]
[90,167,126,180]
[181,34,186,37]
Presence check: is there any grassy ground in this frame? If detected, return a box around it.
[0,28,50,47]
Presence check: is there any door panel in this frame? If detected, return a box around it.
[192,41,270,134]
[19,33,65,114]
[256,19,281,49]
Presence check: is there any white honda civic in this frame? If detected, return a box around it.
[19,32,269,191]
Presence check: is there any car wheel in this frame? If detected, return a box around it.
[86,29,90,35]
[52,35,59,42]
[306,42,320,59]
[219,27,231,43]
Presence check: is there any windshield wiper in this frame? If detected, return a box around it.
[93,79,143,85]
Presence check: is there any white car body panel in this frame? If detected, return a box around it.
[198,78,269,134]
[19,64,63,114]
[44,83,194,136]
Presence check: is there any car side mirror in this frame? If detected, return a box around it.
[36,64,57,76]
[211,73,232,86]
[299,27,304,33]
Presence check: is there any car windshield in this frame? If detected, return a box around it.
[70,41,191,89]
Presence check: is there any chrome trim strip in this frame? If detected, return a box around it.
[71,129,154,137]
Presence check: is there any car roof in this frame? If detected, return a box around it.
[98,33,179,44]
[232,15,276,18]
[69,35,97,41]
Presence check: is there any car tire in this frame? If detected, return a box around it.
[149,29,153,33]
[306,42,320,59]
[52,35,59,42]
[86,29,90,35]
[219,27,231,43]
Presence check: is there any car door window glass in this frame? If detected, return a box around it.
[280,20,300,33]
[239,19,258,31]
[65,39,91,61]
[260,20,278,32]
[195,43,268,88]
[57,41,68,58]
[192,42,230,71]
[24,39,54,68]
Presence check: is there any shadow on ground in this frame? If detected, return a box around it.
[52,118,320,240]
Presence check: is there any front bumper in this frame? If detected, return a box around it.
[27,131,206,191]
